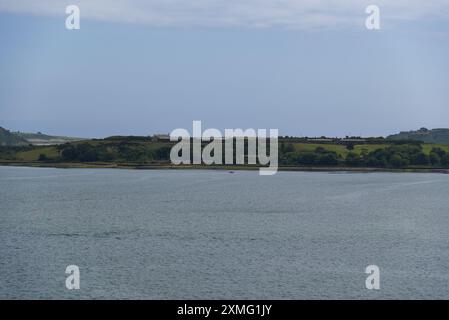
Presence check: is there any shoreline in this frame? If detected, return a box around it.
[1,161,448,174]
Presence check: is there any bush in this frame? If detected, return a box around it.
[61,143,104,162]
[346,152,362,166]
[429,152,441,166]
[297,152,317,165]
[390,154,409,168]
[441,154,449,167]
[409,152,429,165]
[154,146,171,160]
[316,153,339,165]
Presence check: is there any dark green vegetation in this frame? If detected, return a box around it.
[1,134,449,170]
[0,136,170,164]
[388,128,449,145]
[59,137,170,163]
[280,141,449,168]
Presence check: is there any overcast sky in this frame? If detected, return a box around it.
[1,1,449,138]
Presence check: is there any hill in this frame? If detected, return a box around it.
[0,126,86,146]
[13,131,85,145]
[388,128,449,145]
[0,127,29,146]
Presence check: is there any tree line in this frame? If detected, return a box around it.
[52,140,449,168]
[280,143,449,168]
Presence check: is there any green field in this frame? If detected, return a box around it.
[16,146,61,161]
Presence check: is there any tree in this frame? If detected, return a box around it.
[429,152,441,166]
[61,143,100,162]
[316,153,339,165]
[410,152,429,165]
[431,148,447,158]
[76,144,99,162]
[280,143,294,155]
[390,154,409,168]
[346,152,361,166]
[441,154,449,167]
[61,146,78,161]
[297,152,317,165]
[154,146,171,160]
[315,147,327,154]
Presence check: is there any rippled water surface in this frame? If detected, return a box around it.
[1,166,448,299]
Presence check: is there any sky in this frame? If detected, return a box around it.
[1,0,449,138]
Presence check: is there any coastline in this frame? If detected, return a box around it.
[1,161,448,174]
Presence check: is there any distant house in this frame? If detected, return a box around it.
[341,138,366,143]
[152,134,171,142]
[306,138,335,142]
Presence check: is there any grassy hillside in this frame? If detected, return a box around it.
[388,128,449,145]
[13,131,85,145]
[0,127,29,146]
[1,126,86,146]
[290,143,392,158]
